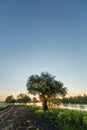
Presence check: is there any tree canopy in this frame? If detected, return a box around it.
[5,95,15,103]
[26,72,67,110]
[62,94,87,104]
[16,93,31,104]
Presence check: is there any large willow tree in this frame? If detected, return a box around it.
[26,72,67,111]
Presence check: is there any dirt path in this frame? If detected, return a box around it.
[0,105,14,119]
[0,106,23,130]
[0,105,60,130]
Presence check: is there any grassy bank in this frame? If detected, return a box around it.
[0,102,10,111]
[25,105,87,130]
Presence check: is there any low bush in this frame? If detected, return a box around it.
[45,108,87,130]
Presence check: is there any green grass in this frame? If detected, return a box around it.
[0,102,10,111]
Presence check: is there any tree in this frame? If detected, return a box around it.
[5,95,15,104]
[33,97,38,103]
[16,93,31,104]
[62,94,87,104]
[26,72,67,111]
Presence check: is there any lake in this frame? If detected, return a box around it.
[29,102,87,111]
[59,103,87,111]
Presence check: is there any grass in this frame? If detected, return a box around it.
[0,102,10,111]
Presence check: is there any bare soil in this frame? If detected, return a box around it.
[0,105,60,130]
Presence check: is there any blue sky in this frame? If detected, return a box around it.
[0,0,87,100]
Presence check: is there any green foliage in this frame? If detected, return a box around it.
[83,114,87,125]
[26,71,67,111]
[0,102,10,111]
[25,105,87,130]
[27,72,67,97]
[16,93,31,104]
[62,94,87,104]
[25,105,42,112]
[57,110,83,130]
[44,109,87,130]
[25,106,38,113]
[5,95,15,103]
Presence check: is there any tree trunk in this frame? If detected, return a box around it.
[43,97,48,111]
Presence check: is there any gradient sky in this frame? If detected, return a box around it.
[0,0,87,100]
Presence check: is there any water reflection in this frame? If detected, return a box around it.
[27,102,87,111]
[79,105,85,109]
[59,104,87,111]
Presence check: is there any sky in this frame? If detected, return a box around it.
[0,0,87,100]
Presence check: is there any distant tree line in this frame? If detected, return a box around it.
[5,94,39,104]
[5,94,31,104]
[62,94,87,104]
[5,95,15,104]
